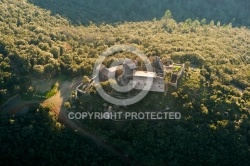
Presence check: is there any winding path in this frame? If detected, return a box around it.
[1,77,131,165]
[42,78,131,164]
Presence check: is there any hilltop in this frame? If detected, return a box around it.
[0,0,250,165]
[28,0,250,27]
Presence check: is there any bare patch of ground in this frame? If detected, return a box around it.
[41,77,131,164]
[2,76,131,164]
[41,77,81,114]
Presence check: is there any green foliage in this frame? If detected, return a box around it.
[172,66,181,73]
[0,1,250,165]
[82,75,90,84]
[0,108,122,165]
[161,10,172,20]
[64,101,71,109]
[45,82,59,98]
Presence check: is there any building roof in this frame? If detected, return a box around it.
[133,71,156,78]
[108,65,123,73]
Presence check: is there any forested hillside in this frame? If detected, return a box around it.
[0,107,122,165]
[1,0,250,103]
[28,0,250,27]
[0,0,250,165]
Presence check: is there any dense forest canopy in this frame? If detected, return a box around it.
[0,0,250,165]
[1,0,250,102]
[28,0,250,27]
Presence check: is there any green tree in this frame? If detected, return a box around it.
[82,75,90,84]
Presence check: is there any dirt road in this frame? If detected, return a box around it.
[41,78,132,165]
[1,77,132,165]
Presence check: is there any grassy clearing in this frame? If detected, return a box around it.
[28,75,71,99]
[45,82,59,98]
[172,66,182,73]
